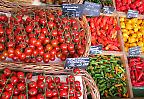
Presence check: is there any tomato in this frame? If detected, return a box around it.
[38,75,45,81]
[75,81,80,87]
[24,48,32,56]
[60,54,66,61]
[51,39,58,47]
[69,88,76,95]
[35,40,41,47]
[60,89,68,97]
[11,76,18,84]
[62,49,68,55]
[77,49,85,55]
[13,88,20,95]
[45,76,53,83]
[46,89,52,97]
[2,91,11,99]
[75,90,82,97]
[50,49,57,56]
[46,44,53,51]
[26,25,33,33]
[48,14,55,21]
[28,88,38,96]
[39,18,46,26]
[52,89,58,96]
[36,94,44,99]
[73,68,80,74]
[73,37,80,43]
[6,28,12,35]
[68,44,74,51]
[18,94,26,99]
[58,36,65,43]
[29,81,37,88]
[48,21,55,28]
[43,58,49,63]
[29,96,36,99]
[60,44,67,50]
[76,86,81,91]
[17,83,26,92]
[48,82,55,89]
[5,84,13,92]
[60,83,68,90]
[43,38,50,45]
[66,75,75,83]
[32,50,38,57]
[51,29,58,37]
[0,28,4,36]
[7,42,15,48]
[36,56,43,62]
[56,51,62,58]
[26,73,33,79]
[4,68,11,77]
[0,78,6,86]
[17,72,25,79]
[2,50,8,57]
[0,37,5,43]
[54,46,60,52]
[54,77,60,83]
[29,38,37,45]
[52,97,59,99]
[49,55,55,61]
[41,28,47,35]
[39,50,44,56]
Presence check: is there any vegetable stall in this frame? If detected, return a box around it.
[0,0,144,99]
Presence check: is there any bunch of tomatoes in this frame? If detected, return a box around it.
[0,8,87,63]
[0,68,82,99]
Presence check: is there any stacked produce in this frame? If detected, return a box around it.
[128,57,144,87]
[0,8,87,63]
[40,0,62,4]
[120,17,144,52]
[87,16,121,51]
[87,55,128,97]
[85,0,113,6]
[115,0,144,14]
[0,68,83,99]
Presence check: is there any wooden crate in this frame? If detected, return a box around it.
[88,52,133,98]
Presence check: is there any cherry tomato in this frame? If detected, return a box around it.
[5,84,13,92]
[2,91,11,99]
[26,25,33,33]
[60,89,68,97]
[13,88,20,96]
[10,76,18,85]
[17,83,26,92]
[28,88,38,96]
[26,73,33,79]
[37,80,45,89]
[54,77,60,83]
[18,94,26,99]
[66,75,75,83]
[29,81,37,88]
[45,76,53,83]
[17,72,25,79]
[48,82,55,89]
[52,89,58,97]
[60,44,67,50]
[0,43,4,51]
[73,68,80,74]
[46,89,52,97]
[75,90,82,97]
[4,68,11,77]
[51,39,58,47]
[36,94,44,99]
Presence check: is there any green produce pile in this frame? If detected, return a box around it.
[87,55,128,98]
[85,0,101,4]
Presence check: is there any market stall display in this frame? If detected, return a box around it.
[0,0,144,98]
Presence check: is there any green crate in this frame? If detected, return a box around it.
[133,87,144,97]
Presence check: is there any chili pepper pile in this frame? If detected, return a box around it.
[128,57,144,87]
[115,0,144,14]
[87,55,128,97]
[87,16,121,51]
[0,68,82,99]
[0,8,87,63]
[120,17,144,52]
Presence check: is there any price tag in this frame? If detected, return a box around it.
[102,6,115,14]
[128,46,141,56]
[83,1,102,16]
[89,45,103,54]
[127,10,138,18]
[0,12,11,17]
[62,4,84,17]
[65,58,90,69]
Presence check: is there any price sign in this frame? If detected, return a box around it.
[83,1,102,16]
[65,58,90,69]
[129,46,141,56]
[127,10,138,18]
[89,45,103,54]
[62,4,84,17]
[0,12,11,17]
[102,6,115,14]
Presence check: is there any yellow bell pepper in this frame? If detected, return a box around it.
[120,22,125,28]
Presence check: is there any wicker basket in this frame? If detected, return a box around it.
[0,66,100,99]
[0,5,91,69]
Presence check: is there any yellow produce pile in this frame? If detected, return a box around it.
[120,17,144,52]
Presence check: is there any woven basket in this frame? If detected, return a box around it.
[0,5,91,69]
[0,66,100,99]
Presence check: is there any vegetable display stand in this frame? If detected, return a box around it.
[86,13,125,52]
[86,52,133,98]
[0,5,91,65]
[0,66,100,99]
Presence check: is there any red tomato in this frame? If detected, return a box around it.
[0,43,4,51]
[48,82,55,89]
[5,84,13,92]
[11,76,18,84]
[28,81,37,88]
[52,89,58,97]
[4,68,11,77]
[28,88,38,96]
[26,25,33,33]
[60,90,68,97]
[13,88,20,96]
[26,73,33,79]
[45,76,53,83]
[46,89,52,97]
[17,72,25,79]
[17,83,26,92]
[18,94,26,99]
[54,77,60,83]
[51,39,58,47]
[36,94,44,99]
